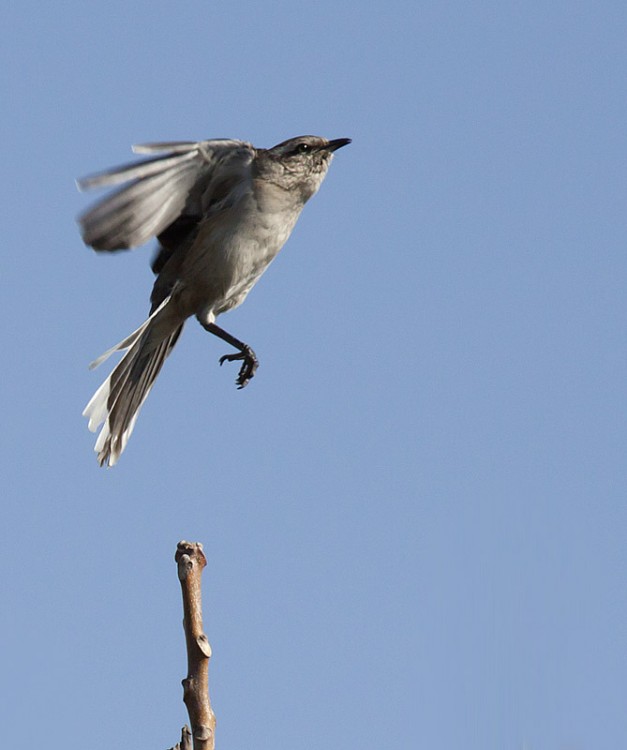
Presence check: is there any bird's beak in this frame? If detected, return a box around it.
[325,138,352,152]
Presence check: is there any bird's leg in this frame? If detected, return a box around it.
[201,322,259,389]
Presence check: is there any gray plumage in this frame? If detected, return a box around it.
[79,135,350,466]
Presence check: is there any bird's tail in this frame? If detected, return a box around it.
[83,297,183,467]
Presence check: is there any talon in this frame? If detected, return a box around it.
[217,346,258,388]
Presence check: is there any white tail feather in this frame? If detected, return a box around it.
[83,296,181,467]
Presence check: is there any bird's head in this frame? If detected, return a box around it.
[257,135,351,202]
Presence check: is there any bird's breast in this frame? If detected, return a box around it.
[179,195,303,317]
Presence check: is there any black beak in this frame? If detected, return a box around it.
[325,138,352,152]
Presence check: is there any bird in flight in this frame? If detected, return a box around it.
[78,135,351,466]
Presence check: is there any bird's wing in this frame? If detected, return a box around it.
[77,139,255,251]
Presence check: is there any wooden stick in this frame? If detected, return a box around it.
[174,541,216,750]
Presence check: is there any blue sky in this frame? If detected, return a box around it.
[2,1,626,748]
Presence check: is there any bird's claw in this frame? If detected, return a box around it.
[219,346,259,389]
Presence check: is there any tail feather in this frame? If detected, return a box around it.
[83,299,183,467]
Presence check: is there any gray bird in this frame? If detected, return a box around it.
[78,135,351,466]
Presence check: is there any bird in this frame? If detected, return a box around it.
[78,134,351,467]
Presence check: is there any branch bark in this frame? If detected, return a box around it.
[174,541,216,750]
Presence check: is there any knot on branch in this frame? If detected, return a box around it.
[177,554,193,581]
[194,725,214,742]
[182,676,194,696]
[196,633,212,658]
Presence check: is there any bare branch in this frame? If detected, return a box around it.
[174,541,216,750]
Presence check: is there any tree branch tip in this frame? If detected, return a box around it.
[168,724,192,750]
[175,540,206,562]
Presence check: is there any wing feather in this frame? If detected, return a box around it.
[77,139,254,251]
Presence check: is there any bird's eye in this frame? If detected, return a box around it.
[293,143,311,155]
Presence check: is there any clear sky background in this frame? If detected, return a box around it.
[2,2,626,748]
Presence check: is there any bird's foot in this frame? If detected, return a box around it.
[219,345,259,389]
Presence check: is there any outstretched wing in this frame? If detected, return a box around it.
[77,139,254,251]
